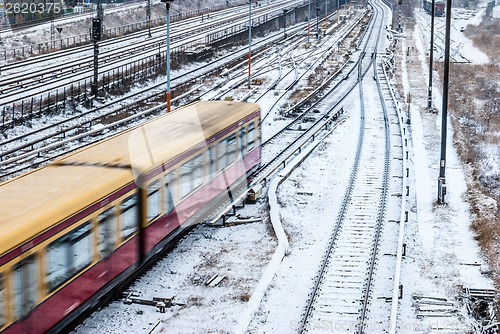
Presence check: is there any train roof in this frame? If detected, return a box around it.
[58,101,259,175]
[0,101,259,258]
[0,165,132,259]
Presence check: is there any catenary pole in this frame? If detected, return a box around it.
[427,0,435,109]
[248,0,252,89]
[161,0,174,113]
[437,0,452,204]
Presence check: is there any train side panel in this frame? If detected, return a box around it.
[0,102,261,333]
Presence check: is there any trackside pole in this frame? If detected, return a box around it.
[248,0,252,89]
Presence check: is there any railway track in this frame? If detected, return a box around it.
[205,10,364,102]
[0,9,368,180]
[202,5,383,226]
[70,1,409,332]
[248,11,365,109]
[0,0,253,64]
[414,10,471,62]
[0,0,159,35]
[296,0,405,332]
[0,0,306,121]
[0,1,266,84]
[0,41,269,178]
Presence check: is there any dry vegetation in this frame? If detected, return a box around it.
[464,16,500,63]
[435,15,500,298]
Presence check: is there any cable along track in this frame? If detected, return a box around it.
[299,0,398,332]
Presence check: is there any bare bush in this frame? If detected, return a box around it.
[465,17,500,62]
[436,56,500,305]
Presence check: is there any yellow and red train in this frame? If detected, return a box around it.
[0,101,261,333]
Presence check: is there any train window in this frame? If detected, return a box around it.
[70,224,92,274]
[247,122,255,151]
[47,222,92,291]
[257,120,261,146]
[179,160,192,199]
[147,181,161,222]
[12,255,37,320]
[207,146,216,181]
[192,154,204,190]
[0,275,4,327]
[239,128,246,157]
[98,208,117,257]
[165,171,176,211]
[227,134,238,164]
[120,194,137,241]
[217,140,227,171]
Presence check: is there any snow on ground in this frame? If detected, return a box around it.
[72,14,361,333]
[394,5,495,332]
[74,8,486,334]
[246,101,362,333]
[414,6,489,64]
[73,3,496,333]
[242,4,496,334]
[2,0,494,332]
[73,203,277,334]
[0,0,236,57]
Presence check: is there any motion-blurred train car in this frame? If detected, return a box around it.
[0,101,261,333]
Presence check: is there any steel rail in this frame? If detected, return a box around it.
[0,0,290,66]
[0,0,305,109]
[257,12,366,120]
[0,22,321,177]
[0,23,291,145]
[298,1,400,332]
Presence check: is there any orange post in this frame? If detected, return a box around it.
[167,91,171,113]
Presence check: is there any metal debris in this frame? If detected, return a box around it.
[122,291,184,312]
[211,214,262,227]
[462,287,498,334]
[206,274,226,287]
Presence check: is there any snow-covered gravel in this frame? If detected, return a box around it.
[3,0,496,333]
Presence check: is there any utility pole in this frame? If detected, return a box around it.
[248,0,252,89]
[51,15,55,49]
[97,0,103,32]
[91,17,101,96]
[437,0,452,204]
[337,0,339,23]
[146,0,152,37]
[307,0,311,44]
[283,8,288,38]
[91,0,103,97]
[398,0,402,32]
[161,0,174,113]
[91,0,103,96]
[427,0,435,109]
[315,2,320,40]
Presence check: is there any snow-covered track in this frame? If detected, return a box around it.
[298,0,403,332]
[253,11,366,115]
[0,0,306,122]
[0,29,290,179]
[0,8,368,180]
[256,107,344,183]
[300,71,390,334]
